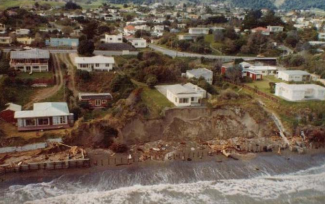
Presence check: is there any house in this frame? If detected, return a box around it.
[178,34,202,41]
[10,49,50,72]
[153,25,165,33]
[177,24,186,29]
[45,38,79,47]
[188,27,209,35]
[251,27,270,35]
[75,55,115,72]
[0,23,6,34]
[14,102,74,131]
[186,68,213,84]
[78,93,112,109]
[17,37,34,45]
[0,103,22,123]
[246,66,278,76]
[0,36,12,45]
[124,25,136,35]
[275,83,325,101]
[319,33,325,41]
[104,33,123,43]
[165,83,207,107]
[267,26,284,33]
[277,70,310,82]
[243,70,263,80]
[15,28,30,35]
[127,38,147,48]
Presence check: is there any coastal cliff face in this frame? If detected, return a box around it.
[120,106,277,145]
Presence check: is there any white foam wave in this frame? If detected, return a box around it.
[24,164,325,204]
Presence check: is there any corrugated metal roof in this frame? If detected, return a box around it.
[75,55,115,64]
[14,102,71,118]
[11,49,50,59]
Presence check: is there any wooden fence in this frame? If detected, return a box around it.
[225,80,280,103]
[0,159,90,175]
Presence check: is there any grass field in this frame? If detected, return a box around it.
[16,72,54,80]
[42,86,65,102]
[246,75,283,94]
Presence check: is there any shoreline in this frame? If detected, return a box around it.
[1,148,325,188]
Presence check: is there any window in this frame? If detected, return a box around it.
[179,98,189,103]
[110,38,112,40]
[191,97,195,102]
[101,100,106,104]
[25,118,36,126]
[118,38,122,41]
[105,64,111,67]
[95,64,99,67]
[38,118,49,126]
[95,99,101,106]
[59,116,66,124]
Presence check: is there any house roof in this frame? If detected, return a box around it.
[278,70,310,75]
[78,93,112,100]
[14,102,71,118]
[75,55,115,64]
[248,66,277,71]
[276,83,325,91]
[167,83,204,95]
[4,103,22,112]
[186,68,213,78]
[252,27,269,32]
[11,49,50,59]
[124,25,135,31]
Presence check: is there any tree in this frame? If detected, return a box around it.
[82,21,98,39]
[135,30,151,38]
[64,2,81,10]
[77,40,94,56]
[214,30,224,42]
[146,75,158,88]
[0,59,10,74]
[97,25,111,35]
[225,65,242,82]
[62,26,73,35]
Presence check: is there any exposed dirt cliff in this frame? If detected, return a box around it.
[120,105,278,145]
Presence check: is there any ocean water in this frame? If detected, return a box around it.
[1,153,325,204]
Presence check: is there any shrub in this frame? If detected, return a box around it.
[110,143,129,153]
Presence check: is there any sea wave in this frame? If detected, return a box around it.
[18,163,325,204]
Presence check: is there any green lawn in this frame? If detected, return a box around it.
[42,86,65,102]
[246,75,284,94]
[16,87,37,106]
[133,80,173,118]
[16,72,54,80]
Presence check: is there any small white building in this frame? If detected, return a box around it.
[318,32,325,41]
[75,55,115,72]
[127,38,147,48]
[153,25,165,33]
[14,102,74,131]
[247,66,278,76]
[188,27,209,35]
[104,33,123,43]
[15,28,30,35]
[267,26,284,33]
[186,68,213,84]
[165,83,207,107]
[277,70,310,82]
[275,83,325,101]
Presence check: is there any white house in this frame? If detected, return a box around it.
[104,33,123,43]
[15,28,30,35]
[153,25,165,33]
[277,70,310,82]
[319,32,325,41]
[14,102,74,131]
[188,27,209,35]
[275,83,325,101]
[247,66,278,76]
[267,26,284,33]
[75,55,115,72]
[165,83,207,107]
[186,68,213,84]
[127,38,147,48]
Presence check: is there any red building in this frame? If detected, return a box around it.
[78,93,113,109]
[0,103,22,123]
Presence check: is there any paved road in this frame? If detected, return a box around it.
[148,44,278,61]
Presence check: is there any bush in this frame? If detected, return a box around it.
[76,70,92,82]
[146,75,158,88]
[110,143,129,153]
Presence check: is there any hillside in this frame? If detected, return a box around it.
[228,0,325,10]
